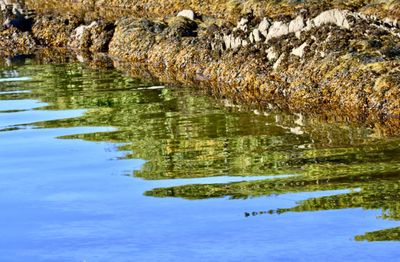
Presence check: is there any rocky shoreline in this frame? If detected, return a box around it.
[1,0,399,135]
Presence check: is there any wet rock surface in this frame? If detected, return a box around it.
[0,0,399,135]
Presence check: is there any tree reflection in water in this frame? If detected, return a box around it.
[2,62,399,241]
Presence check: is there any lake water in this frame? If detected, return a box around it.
[0,61,400,261]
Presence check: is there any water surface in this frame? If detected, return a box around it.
[0,61,400,261]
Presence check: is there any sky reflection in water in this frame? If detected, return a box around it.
[0,61,400,261]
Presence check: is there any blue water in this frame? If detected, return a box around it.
[0,62,399,261]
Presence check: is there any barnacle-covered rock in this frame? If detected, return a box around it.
[32,14,82,47]
[69,20,115,52]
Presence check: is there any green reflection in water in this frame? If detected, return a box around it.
[1,62,400,241]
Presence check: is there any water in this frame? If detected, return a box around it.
[0,61,399,261]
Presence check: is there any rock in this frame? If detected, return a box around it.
[177,9,195,21]
[313,9,350,29]
[167,16,198,37]
[4,15,33,32]
[73,22,97,40]
[258,18,270,37]
[289,15,305,33]
[222,34,243,50]
[252,28,264,42]
[266,21,289,41]
[266,47,278,61]
[231,36,241,49]
[273,53,285,70]
[382,17,399,28]
[69,20,115,52]
[1,3,33,32]
[69,21,97,49]
[140,19,167,33]
[291,42,308,57]
[0,0,20,12]
[223,34,232,49]
[236,17,248,32]
[249,32,254,43]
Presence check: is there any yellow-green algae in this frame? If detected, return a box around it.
[0,0,399,134]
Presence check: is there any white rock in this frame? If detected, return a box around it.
[249,32,255,43]
[383,17,397,27]
[266,21,289,41]
[232,37,242,49]
[223,34,232,49]
[237,18,248,32]
[313,9,350,29]
[177,9,195,20]
[289,15,305,33]
[304,19,314,31]
[242,39,249,47]
[224,34,243,50]
[76,54,86,63]
[266,47,278,61]
[72,21,97,42]
[290,126,304,135]
[258,17,271,37]
[0,0,11,11]
[355,12,367,20]
[291,42,308,57]
[273,53,285,70]
[252,28,263,42]
[238,18,248,26]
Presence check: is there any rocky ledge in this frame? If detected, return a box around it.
[1,0,399,135]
